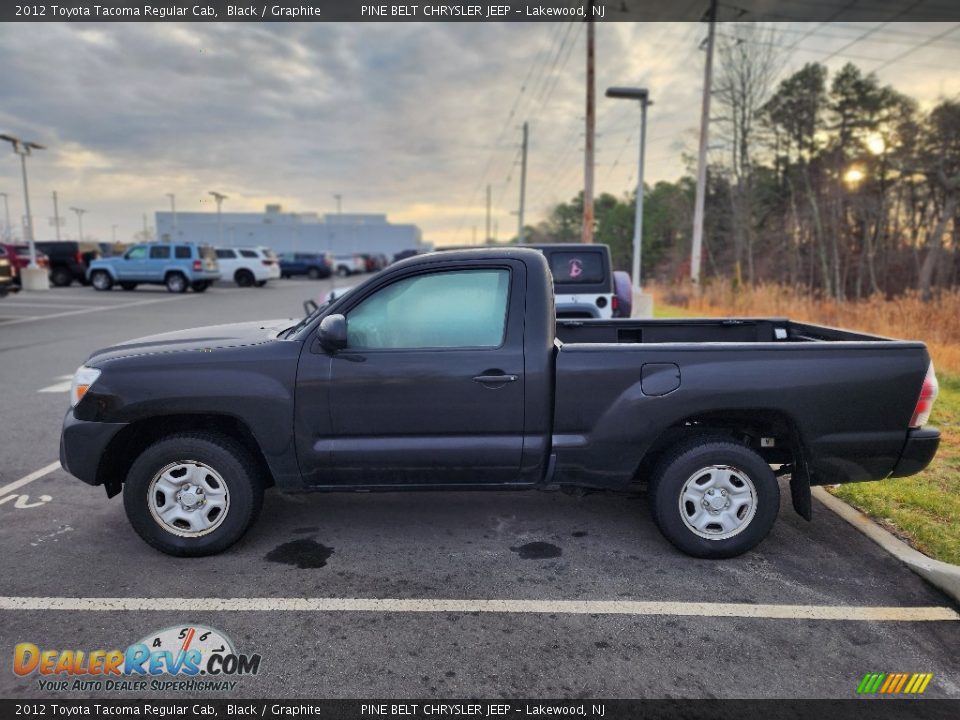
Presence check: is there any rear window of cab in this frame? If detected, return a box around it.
[547,251,605,284]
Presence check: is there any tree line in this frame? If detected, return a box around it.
[519,33,960,302]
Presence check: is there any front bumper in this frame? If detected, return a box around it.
[59,409,127,487]
[890,427,941,478]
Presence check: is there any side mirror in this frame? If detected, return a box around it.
[318,314,348,351]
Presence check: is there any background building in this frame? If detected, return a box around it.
[155,204,427,257]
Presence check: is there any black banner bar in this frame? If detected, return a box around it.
[2,699,960,719]
[4,0,960,23]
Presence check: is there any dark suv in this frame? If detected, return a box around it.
[36,241,100,287]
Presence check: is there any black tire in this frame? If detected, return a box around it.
[120,282,138,291]
[336,266,350,278]
[165,272,187,293]
[307,266,321,280]
[191,281,209,292]
[235,269,255,287]
[51,267,73,287]
[255,280,267,287]
[90,270,113,291]
[648,438,779,559]
[123,432,264,557]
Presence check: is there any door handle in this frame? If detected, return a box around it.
[472,374,518,384]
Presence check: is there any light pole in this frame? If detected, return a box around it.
[0,192,10,241]
[605,87,652,292]
[209,191,227,246]
[333,193,342,216]
[111,224,118,244]
[166,193,177,238]
[70,207,86,243]
[0,134,44,268]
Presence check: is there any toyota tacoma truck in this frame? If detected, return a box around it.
[60,248,941,558]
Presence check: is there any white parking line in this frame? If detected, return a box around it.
[0,596,955,621]
[0,462,62,497]
[0,294,191,326]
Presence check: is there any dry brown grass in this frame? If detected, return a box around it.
[652,283,960,375]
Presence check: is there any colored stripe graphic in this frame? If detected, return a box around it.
[857,672,932,694]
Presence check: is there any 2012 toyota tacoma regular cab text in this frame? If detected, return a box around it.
[60,248,941,558]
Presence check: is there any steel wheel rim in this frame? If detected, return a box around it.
[678,464,757,541]
[147,460,230,538]
[93,273,109,289]
[169,276,185,291]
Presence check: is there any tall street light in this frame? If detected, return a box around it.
[0,192,10,241]
[166,193,177,238]
[209,191,227,246]
[1,133,45,268]
[605,87,652,293]
[70,207,87,242]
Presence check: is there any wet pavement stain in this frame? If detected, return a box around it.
[292,526,319,534]
[265,539,334,569]
[571,531,588,538]
[510,541,562,560]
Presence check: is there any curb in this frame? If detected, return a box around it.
[812,487,960,605]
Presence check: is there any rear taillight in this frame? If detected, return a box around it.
[611,296,620,313]
[192,260,202,271]
[75,251,83,264]
[262,259,274,266]
[910,363,939,428]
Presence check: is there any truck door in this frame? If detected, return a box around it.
[297,260,527,486]
[117,245,148,280]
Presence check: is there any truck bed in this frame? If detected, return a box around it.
[555,317,893,344]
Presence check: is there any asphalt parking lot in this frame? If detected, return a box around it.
[0,279,958,700]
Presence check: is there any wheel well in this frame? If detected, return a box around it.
[164,270,186,280]
[632,409,805,486]
[96,414,275,497]
[234,268,253,279]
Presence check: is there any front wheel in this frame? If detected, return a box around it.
[649,439,779,559]
[165,272,187,293]
[123,433,264,557]
[90,270,113,291]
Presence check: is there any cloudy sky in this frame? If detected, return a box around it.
[1,21,959,246]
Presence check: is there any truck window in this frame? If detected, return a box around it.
[346,269,510,350]
[216,249,236,259]
[125,246,147,260]
[149,246,171,260]
[175,246,192,259]
[548,251,604,284]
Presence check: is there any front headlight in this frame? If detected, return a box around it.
[70,366,101,407]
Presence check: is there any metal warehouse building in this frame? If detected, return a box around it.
[155,204,426,257]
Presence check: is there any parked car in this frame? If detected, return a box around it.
[359,253,388,273]
[0,252,16,296]
[36,241,98,287]
[61,248,941,558]
[334,254,366,277]
[1,243,50,285]
[278,252,332,279]
[87,243,220,293]
[215,246,281,287]
[612,270,633,318]
[527,243,614,319]
[392,249,419,264]
[303,285,354,316]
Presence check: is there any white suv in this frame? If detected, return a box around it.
[333,254,366,277]
[214,246,281,287]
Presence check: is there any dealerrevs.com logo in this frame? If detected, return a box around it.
[13,624,261,693]
[857,672,934,695]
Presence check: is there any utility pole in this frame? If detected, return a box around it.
[485,184,491,244]
[517,121,529,244]
[333,193,342,217]
[690,0,718,284]
[166,193,177,238]
[582,10,596,244]
[0,192,10,241]
[112,224,118,243]
[70,207,86,243]
[52,191,62,241]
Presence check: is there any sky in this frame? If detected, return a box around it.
[1,21,959,247]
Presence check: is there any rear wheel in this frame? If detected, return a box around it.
[90,270,113,291]
[649,439,779,559]
[307,266,321,280]
[235,269,255,287]
[123,433,264,557]
[337,266,349,277]
[120,282,138,291]
[165,272,187,293]
[51,267,73,287]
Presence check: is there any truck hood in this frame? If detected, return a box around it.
[86,319,296,364]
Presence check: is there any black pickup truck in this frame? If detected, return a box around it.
[60,248,940,558]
